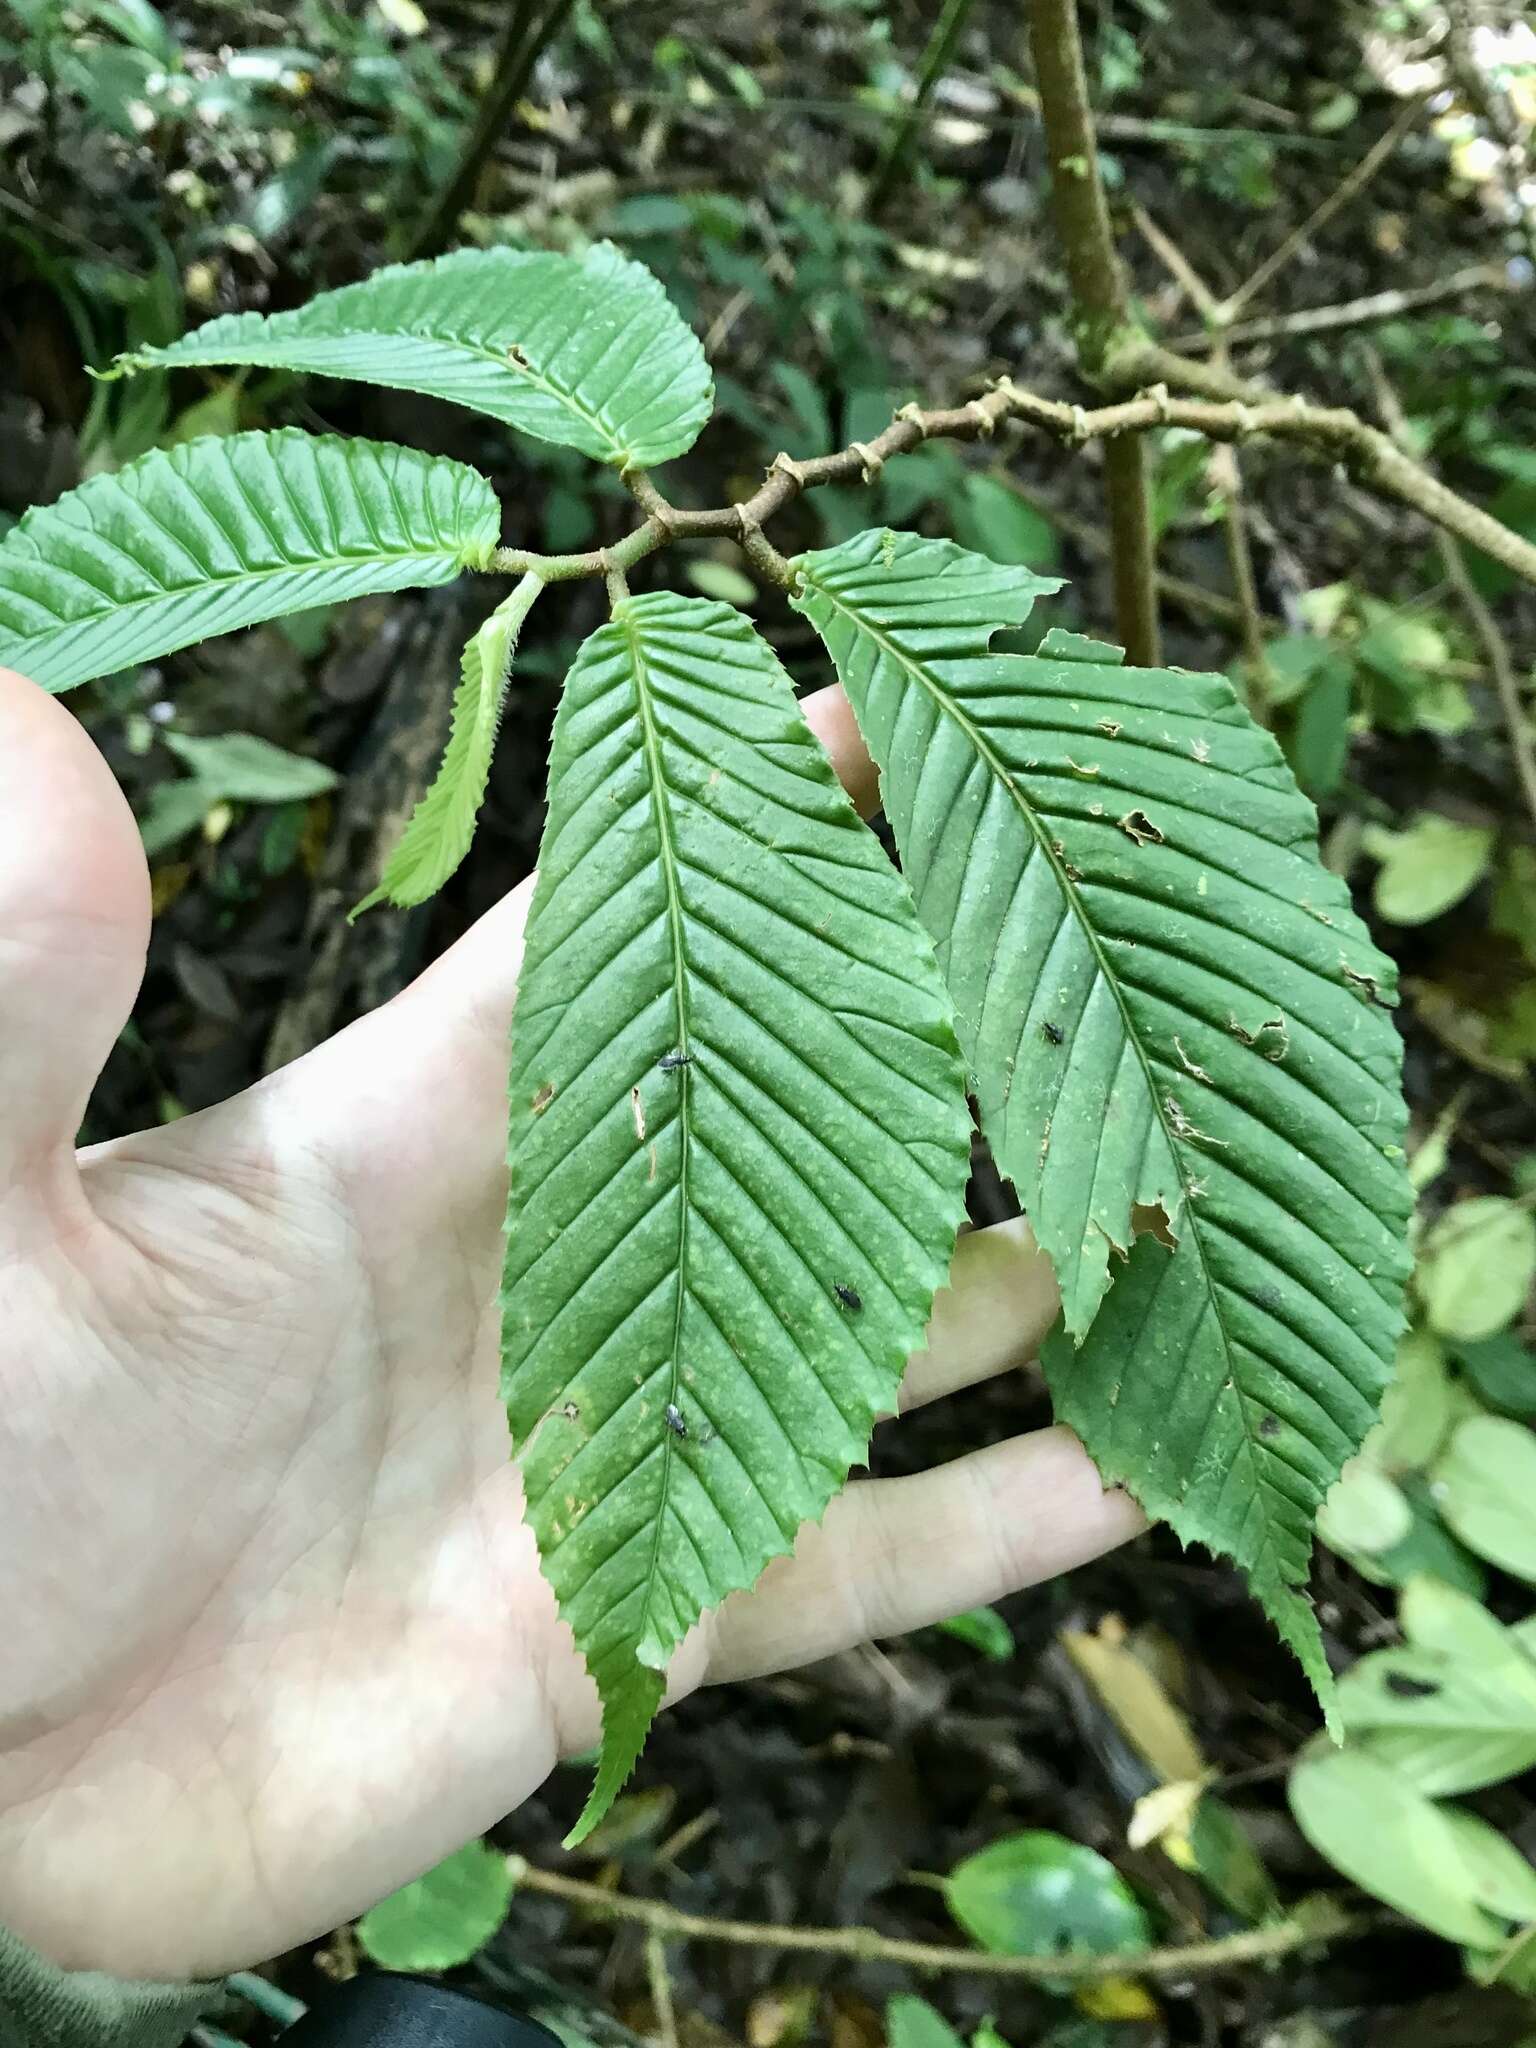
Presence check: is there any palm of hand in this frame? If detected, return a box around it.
[0,671,1139,1981]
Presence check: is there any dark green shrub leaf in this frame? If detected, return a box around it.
[1450,1330,1536,1421]
[108,245,713,468]
[0,430,498,694]
[355,573,543,915]
[945,1831,1151,1958]
[501,594,971,1842]
[793,528,1412,1709]
[355,1840,514,1971]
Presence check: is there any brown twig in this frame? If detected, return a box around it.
[1213,443,1270,694]
[1112,338,1536,588]
[1175,264,1514,352]
[1025,0,1160,665]
[507,1856,1365,1983]
[1364,344,1536,834]
[1217,92,1433,324]
[488,368,1536,600]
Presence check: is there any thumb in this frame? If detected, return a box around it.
[0,670,150,1188]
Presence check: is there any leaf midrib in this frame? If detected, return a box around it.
[141,315,632,465]
[7,537,469,639]
[805,571,1293,1558]
[622,610,694,1644]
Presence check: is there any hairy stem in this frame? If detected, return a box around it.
[507,1856,1367,1981]
[486,370,1536,599]
[1025,0,1159,664]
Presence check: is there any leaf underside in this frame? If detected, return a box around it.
[108,244,714,469]
[0,429,500,694]
[501,593,971,1839]
[354,571,544,915]
[794,529,1413,1701]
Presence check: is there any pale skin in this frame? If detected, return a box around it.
[0,665,1143,1983]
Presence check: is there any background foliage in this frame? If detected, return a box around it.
[5,0,1536,2041]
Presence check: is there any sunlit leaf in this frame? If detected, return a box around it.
[1338,1576,1536,1795]
[1434,1415,1536,1582]
[1289,1745,1507,1947]
[1417,1197,1536,1341]
[1362,813,1495,927]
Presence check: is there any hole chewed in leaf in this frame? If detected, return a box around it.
[1130,1201,1177,1252]
[1117,809,1164,847]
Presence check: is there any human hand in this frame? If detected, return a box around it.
[0,666,1142,1981]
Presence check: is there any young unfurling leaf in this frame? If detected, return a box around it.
[353,573,544,916]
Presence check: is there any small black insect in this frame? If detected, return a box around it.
[1042,1020,1064,1045]
[663,1401,689,1439]
[1384,1671,1440,1701]
[658,1049,694,1072]
[833,1283,862,1313]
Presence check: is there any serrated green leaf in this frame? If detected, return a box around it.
[355,1840,514,1971]
[793,528,1412,1708]
[108,244,713,469]
[0,429,499,694]
[354,573,543,916]
[501,593,971,1843]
